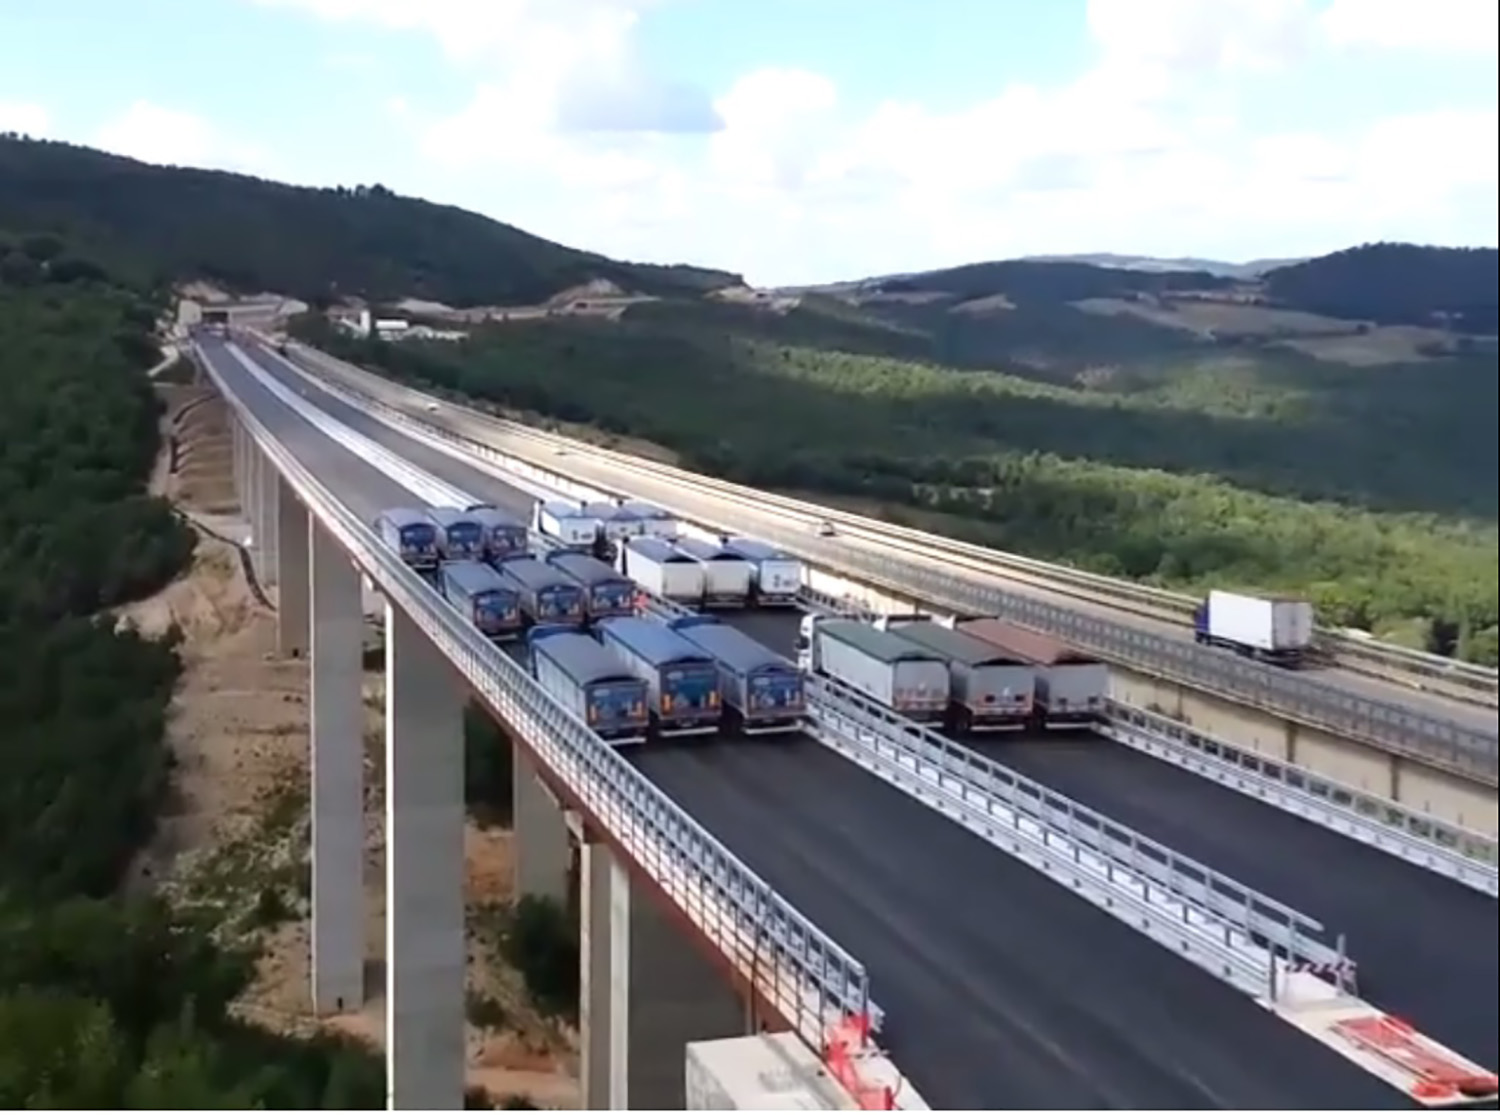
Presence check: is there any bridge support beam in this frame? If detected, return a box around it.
[256,450,278,586]
[513,749,571,904]
[277,477,310,656]
[581,840,748,1111]
[310,519,365,1015]
[385,604,466,1111]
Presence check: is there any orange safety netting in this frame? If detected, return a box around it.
[823,1014,896,1111]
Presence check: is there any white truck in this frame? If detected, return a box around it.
[533,499,601,549]
[673,537,753,608]
[877,618,1035,731]
[1193,590,1314,667]
[721,537,803,606]
[621,536,705,604]
[799,616,950,723]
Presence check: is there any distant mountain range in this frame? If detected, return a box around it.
[1020,253,1307,279]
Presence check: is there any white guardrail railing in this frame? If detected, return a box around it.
[234,339,1369,1006]
[270,337,1500,788]
[195,343,892,1085]
[277,339,1498,703]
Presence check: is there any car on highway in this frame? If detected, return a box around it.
[816,520,836,537]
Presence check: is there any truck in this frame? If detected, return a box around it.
[527,627,649,743]
[721,537,803,607]
[876,619,1034,731]
[1193,590,1314,667]
[621,537,705,605]
[953,618,1106,728]
[545,550,637,621]
[798,617,950,723]
[668,616,806,734]
[672,538,753,608]
[374,507,440,571]
[464,503,530,560]
[582,501,649,543]
[426,506,487,561]
[596,616,722,737]
[491,555,587,627]
[620,500,678,539]
[440,560,523,641]
[533,500,601,550]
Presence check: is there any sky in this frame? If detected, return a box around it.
[1,0,1496,286]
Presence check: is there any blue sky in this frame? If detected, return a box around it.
[3,0,1496,285]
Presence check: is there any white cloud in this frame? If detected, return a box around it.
[94,101,269,173]
[0,100,51,137]
[1320,0,1499,56]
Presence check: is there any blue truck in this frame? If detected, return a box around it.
[545,550,637,621]
[375,507,440,571]
[596,616,722,737]
[441,560,523,642]
[426,506,487,562]
[668,616,805,734]
[492,554,587,626]
[528,627,650,743]
[465,503,530,560]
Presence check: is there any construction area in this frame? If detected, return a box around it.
[121,382,579,1109]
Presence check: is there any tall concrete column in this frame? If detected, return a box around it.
[246,441,263,568]
[310,519,365,1015]
[277,477,310,656]
[385,603,466,1111]
[256,452,279,586]
[581,843,747,1110]
[513,749,571,903]
[232,418,246,510]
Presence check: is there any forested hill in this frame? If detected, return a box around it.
[0,135,741,307]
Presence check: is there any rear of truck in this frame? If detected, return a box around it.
[955,662,1035,731]
[437,519,485,562]
[582,678,650,742]
[738,665,806,733]
[586,577,637,620]
[752,558,803,606]
[658,662,723,735]
[381,513,440,571]
[470,588,523,641]
[534,581,586,626]
[890,659,952,723]
[1036,662,1108,727]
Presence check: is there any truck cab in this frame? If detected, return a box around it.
[796,614,822,672]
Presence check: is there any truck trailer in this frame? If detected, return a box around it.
[492,555,587,627]
[440,560,523,642]
[672,538,753,608]
[596,616,722,737]
[533,500,601,550]
[1194,590,1314,667]
[878,619,1034,731]
[545,550,637,621]
[953,618,1106,728]
[721,537,803,607]
[426,506,487,562]
[668,616,806,734]
[621,537,705,604]
[620,500,678,539]
[464,503,530,560]
[799,617,950,723]
[375,507,440,571]
[527,627,649,743]
[582,501,649,543]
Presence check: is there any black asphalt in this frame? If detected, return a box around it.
[215,339,1413,1110]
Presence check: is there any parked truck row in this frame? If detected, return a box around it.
[524,614,807,743]
[619,535,803,610]
[797,614,1107,731]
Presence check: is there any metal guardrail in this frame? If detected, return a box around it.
[268,342,1500,784]
[254,345,1361,1005]
[197,341,875,1054]
[280,339,1498,701]
[1103,704,1500,895]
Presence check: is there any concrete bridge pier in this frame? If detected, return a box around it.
[513,749,572,905]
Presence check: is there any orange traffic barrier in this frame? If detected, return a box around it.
[1333,1015,1499,1101]
[823,1014,896,1111]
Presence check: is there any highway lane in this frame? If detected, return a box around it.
[228,341,1410,1109]
[273,346,1495,735]
[736,608,1499,1065]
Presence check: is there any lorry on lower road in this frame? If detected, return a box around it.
[672,538,753,608]
[527,626,649,744]
[596,616,722,737]
[545,550,637,621]
[668,616,806,734]
[375,507,440,571]
[464,503,530,560]
[440,560,523,642]
[951,618,1106,728]
[621,537,705,605]
[875,618,1034,731]
[721,537,803,607]
[534,500,602,550]
[427,506,487,562]
[1194,590,1314,667]
[798,617,950,723]
[492,555,587,627]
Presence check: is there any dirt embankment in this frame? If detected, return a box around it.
[121,378,578,1108]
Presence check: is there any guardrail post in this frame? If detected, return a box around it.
[309,518,365,1015]
[277,478,310,656]
[385,603,466,1110]
[513,750,571,904]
